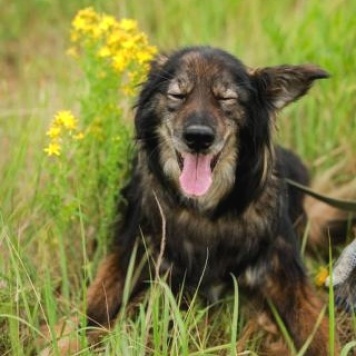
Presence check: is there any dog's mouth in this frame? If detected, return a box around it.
[176,151,220,197]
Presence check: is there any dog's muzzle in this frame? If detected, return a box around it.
[177,124,219,197]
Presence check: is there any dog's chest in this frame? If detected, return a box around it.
[150,206,272,291]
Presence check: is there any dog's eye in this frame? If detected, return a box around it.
[216,96,238,104]
[217,96,237,101]
[215,89,238,103]
[167,92,186,101]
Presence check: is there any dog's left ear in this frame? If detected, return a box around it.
[250,65,329,110]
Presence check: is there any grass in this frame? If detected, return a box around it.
[0,0,355,354]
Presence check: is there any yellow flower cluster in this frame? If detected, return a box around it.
[45,10,156,158]
[44,111,83,157]
[70,7,157,95]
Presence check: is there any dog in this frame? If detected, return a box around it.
[86,46,335,354]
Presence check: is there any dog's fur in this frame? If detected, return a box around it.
[86,47,335,354]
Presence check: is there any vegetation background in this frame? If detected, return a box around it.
[0,0,355,354]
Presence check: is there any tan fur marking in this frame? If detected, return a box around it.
[86,251,124,329]
[262,272,339,355]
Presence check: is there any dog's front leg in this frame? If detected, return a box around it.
[86,250,126,331]
[86,246,148,344]
[261,252,338,355]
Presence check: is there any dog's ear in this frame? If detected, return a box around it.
[250,65,329,110]
[149,53,169,72]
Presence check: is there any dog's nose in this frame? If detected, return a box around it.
[183,124,215,151]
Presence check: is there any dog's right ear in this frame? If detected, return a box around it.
[250,65,329,110]
[149,54,169,72]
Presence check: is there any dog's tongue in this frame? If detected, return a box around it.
[179,153,213,197]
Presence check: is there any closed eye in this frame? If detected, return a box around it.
[216,96,238,103]
[216,96,237,101]
[214,89,238,103]
[167,92,186,101]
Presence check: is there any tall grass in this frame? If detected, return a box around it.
[0,0,355,354]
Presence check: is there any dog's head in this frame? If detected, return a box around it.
[135,47,328,208]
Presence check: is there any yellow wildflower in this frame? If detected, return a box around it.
[106,29,127,48]
[136,49,155,64]
[46,126,61,139]
[98,46,112,58]
[91,26,102,39]
[112,53,129,72]
[122,84,135,96]
[54,111,77,130]
[71,7,102,43]
[314,266,329,287]
[72,16,88,32]
[44,142,61,157]
[72,7,98,32]
[98,15,116,33]
[121,40,134,50]
[119,19,137,32]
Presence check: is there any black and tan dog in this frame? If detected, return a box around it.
[86,46,335,354]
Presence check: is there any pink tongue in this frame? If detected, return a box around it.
[179,153,213,197]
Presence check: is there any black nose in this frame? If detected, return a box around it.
[183,124,215,151]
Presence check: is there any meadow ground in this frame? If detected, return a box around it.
[0,0,355,354]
